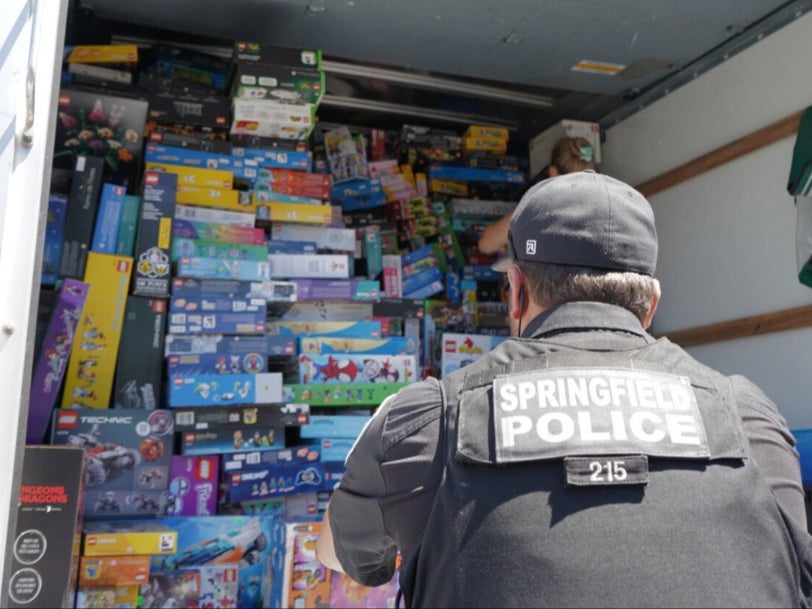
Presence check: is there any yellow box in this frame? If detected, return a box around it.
[176,184,256,213]
[82,522,178,557]
[145,162,233,190]
[429,179,468,196]
[462,136,508,153]
[61,253,132,409]
[68,44,139,64]
[259,202,334,225]
[464,125,509,140]
[399,164,416,188]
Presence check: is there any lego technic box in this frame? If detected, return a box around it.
[50,409,174,493]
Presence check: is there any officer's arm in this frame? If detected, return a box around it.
[316,505,344,573]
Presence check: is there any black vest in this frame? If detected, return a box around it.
[399,336,812,608]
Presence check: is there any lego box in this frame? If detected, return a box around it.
[91,183,127,254]
[440,332,508,378]
[112,296,167,410]
[82,521,178,557]
[83,489,175,520]
[171,237,267,262]
[172,219,266,245]
[168,309,266,335]
[299,353,417,384]
[176,256,271,282]
[165,333,271,357]
[167,351,268,375]
[132,171,176,298]
[299,336,417,356]
[151,515,274,609]
[221,444,320,472]
[179,425,285,456]
[167,372,283,407]
[78,555,151,587]
[50,408,174,492]
[268,253,351,279]
[42,194,69,285]
[269,223,356,252]
[61,252,133,409]
[27,279,89,444]
[170,277,266,313]
[174,204,256,227]
[168,455,219,516]
[225,462,326,503]
[173,403,309,432]
[266,320,381,338]
[7,447,85,609]
[59,155,105,280]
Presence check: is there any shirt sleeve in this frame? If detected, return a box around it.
[327,377,445,587]
[732,374,807,527]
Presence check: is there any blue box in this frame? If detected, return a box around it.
[403,278,445,300]
[266,239,318,254]
[428,163,525,184]
[91,184,127,253]
[173,404,309,432]
[462,264,501,282]
[331,178,388,212]
[41,194,69,285]
[317,438,355,462]
[292,279,380,301]
[167,352,268,375]
[266,320,382,339]
[176,256,271,281]
[171,238,268,262]
[170,277,266,315]
[152,515,274,609]
[299,414,372,439]
[401,244,436,268]
[225,462,326,502]
[401,265,443,295]
[167,372,283,407]
[168,309,266,335]
[231,146,312,171]
[144,143,259,181]
[299,336,417,356]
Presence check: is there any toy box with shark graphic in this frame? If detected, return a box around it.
[50,408,174,492]
[299,353,417,384]
[150,515,274,609]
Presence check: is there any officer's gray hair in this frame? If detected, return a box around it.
[515,261,658,323]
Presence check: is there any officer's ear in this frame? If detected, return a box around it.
[642,279,661,329]
[507,266,526,320]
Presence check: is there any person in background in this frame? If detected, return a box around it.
[477,135,597,255]
[317,170,812,608]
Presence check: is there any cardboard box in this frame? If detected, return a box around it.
[41,194,69,286]
[7,447,85,608]
[78,555,151,587]
[168,455,219,516]
[53,90,148,194]
[230,99,316,139]
[151,515,273,608]
[179,425,285,455]
[167,372,283,407]
[132,171,176,298]
[427,163,525,184]
[50,408,174,492]
[174,204,256,228]
[61,253,133,409]
[91,183,126,254]
[27,279,89,444]
[59,156,105,279]
[82,521,178,557]
[112,296,167,410]
[528,118,602,177]
[68,44,138,64]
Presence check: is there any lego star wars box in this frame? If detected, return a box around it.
[61,253,133,409]
[112,296,167,410]
[132,171,177,298]
[7,446,85,609]
[50,408,174,493]
[53,90,148,194]
[27,279,89,444]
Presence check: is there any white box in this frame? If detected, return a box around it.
[174,204,256,228]
[528,119,601,178]
[268,254,351,279]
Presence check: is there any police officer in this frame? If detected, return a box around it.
[317,170,812,608]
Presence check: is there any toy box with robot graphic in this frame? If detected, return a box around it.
[83,488,176,520]
[50,408,174,493]
[298,353,417,384]
[150,515,274,609]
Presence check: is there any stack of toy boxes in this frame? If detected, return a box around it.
[139,43,232,142]
[49,408,177,520]
[76,519,179,609]
[230,41,324,142]
[395,124,463,175]
[253,167,337,230]
[461,124,509,157]
[65,43,139,88]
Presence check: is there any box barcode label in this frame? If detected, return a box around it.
[176,412,195,426]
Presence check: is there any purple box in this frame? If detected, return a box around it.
[27,279,90,444]
[168,455,219,516]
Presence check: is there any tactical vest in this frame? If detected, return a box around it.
[399,336,812,608]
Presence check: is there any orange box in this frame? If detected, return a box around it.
[78,555,151,587]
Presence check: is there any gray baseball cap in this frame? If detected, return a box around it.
[492,170,658,276]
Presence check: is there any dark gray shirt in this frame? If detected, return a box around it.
[328,302,806,585]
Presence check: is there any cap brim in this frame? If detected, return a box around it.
[491,256,514,272]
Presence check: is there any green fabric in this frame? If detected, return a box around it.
[788,106,812,195]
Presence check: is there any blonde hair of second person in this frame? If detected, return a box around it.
[476,136,598,255]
